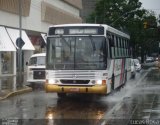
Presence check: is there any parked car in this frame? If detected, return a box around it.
[131,59,136,79]
[26,53,46,85]
[146,57,154,63]
[133,59,141,72]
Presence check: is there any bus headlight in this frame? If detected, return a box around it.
[47,79,58,85]
[95,80,106,85]
[46,113,54,120]
[96,80,102,85]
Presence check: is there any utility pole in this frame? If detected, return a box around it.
[18,0,23,87]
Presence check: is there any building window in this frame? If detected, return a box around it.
[1,52,13,74]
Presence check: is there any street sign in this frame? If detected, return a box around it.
[16,37,25,49]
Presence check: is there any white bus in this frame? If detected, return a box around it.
[26,53,46,84]
[45,24,131,98]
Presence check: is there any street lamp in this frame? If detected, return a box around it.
[110,10,137,26]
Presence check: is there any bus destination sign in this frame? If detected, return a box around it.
[49,26,104,35]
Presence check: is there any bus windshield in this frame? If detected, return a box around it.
[29,56,45,66]
[46,36,107,70]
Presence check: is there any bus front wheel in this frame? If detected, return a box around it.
[124,70,128,84]
[111,74,115,91]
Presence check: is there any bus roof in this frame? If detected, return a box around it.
[49,23,103,27]
[48,23,130,39]
[30,53,46,58]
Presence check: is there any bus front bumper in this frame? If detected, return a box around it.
[45,84,107,95]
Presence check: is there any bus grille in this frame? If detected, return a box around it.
[60,80,90,84]
[47,70,107,80]
[33,70,45,79]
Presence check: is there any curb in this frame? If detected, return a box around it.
[0,86,32,100]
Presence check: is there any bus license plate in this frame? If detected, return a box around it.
[70,88,79,92]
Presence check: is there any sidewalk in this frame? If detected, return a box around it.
[0,86,32,100]
[0,75,32,100]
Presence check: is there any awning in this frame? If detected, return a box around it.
[6,28,35,50]
[41,33,47,43]
[0,26,16,51]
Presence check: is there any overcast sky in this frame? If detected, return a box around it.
[139,0,160,16]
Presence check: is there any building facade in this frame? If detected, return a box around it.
[0,0,82,32]
[81,0,97,23]
[0,0,82,88]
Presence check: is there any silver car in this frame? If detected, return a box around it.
[131,59,136,79]
[133,59,141,72]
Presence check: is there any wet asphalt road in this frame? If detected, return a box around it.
[0,67,160,125]
[103,68,160,125]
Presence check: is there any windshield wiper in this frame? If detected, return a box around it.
[89,35,96,51]
[60,35,70,47]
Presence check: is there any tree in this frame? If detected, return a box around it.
[87,0,160,62]
[87,0,142,26]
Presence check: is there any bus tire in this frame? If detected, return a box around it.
[111,74,115,91]
[124,70,127,84]
[57,93,66,98]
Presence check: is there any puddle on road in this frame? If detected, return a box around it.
[101,69,160,125]
[44,95,110,125]
[45,95,108,119]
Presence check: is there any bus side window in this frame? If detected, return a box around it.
[122,38,125,57]
[108,34,114,47]
[114,36,117,58]
[111,34,115,58]
[107,33,115,58]
[126,40,129,57]
[119,37,122,57]
[116,36,120,58]
[120,38,123,57]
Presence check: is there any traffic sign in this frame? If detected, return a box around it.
[16,37,25,49]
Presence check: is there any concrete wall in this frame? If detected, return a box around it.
[41,1,82,25]
[0,0,82,33]
[81,0,97,22]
